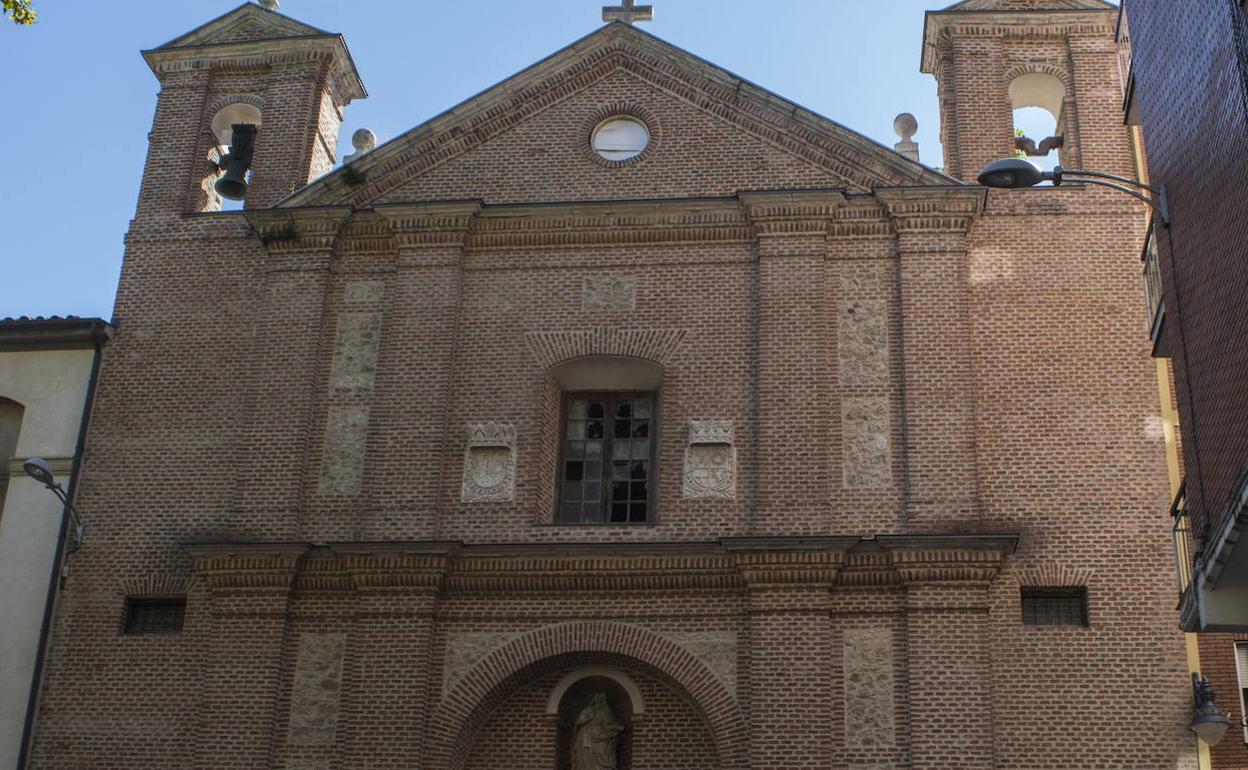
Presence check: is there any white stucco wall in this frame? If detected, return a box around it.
[0,348,95,770]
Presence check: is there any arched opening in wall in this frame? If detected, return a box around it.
[1009,73,1066,179]
[201,101,262,212]
[0,397,26,519]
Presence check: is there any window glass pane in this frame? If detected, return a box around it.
[632,422,649,439]
[565,462,583,481]
[614,418,632,438]
[569,400,587,419]
[587,420,604,439]
[587,402,605,419]
[611,502,629,522]
[617,401,633,419]
[613,462,630,480]
[633,399,651,419]
[567,420,585,440]
[584,441,603,458]
[630,502,647,522]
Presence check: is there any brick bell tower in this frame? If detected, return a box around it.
[921,0,1130,184]
[137,2,365,214]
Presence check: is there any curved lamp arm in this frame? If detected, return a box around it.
[1053,166,1170,225]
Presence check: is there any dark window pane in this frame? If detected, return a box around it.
[614,419,631,438]
[587,402,605,419]
[632,422,649,438]
[617,401,633,419]
[611,502,629,522]
[565,462,583,481]
[124,598,186,635]
[630,481,647,500]
[587,420,604,439]
[630,502,647,522]
[612,481,629,501]
[631,462,647,480]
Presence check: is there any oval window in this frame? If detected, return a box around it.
[591,117,650,161]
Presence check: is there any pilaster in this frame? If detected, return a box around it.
[876,188,983,530]
[186,543,309,770]
[741,191,846,533]
[725,537,854,770]
[368,203,481,540]
[229,208,352,539]
[332,543,459,770]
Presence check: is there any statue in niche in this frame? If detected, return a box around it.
[571,692,625,770]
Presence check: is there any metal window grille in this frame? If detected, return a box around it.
[123,597,186,635]
[559,393,654,524]
[1021,588,1088,627]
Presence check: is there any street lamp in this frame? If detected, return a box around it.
[1189,673,1233,746]
[22,457,86,550]
[977,158,1170,226]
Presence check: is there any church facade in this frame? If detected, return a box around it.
[26,1,1194,769]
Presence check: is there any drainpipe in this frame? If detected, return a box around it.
[15,319,110,770]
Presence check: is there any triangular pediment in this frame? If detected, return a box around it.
[284,23,952,208]
[157,3,329,49]
[940,0,1115,10]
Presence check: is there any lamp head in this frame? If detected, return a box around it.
[22,457,56,487]
[977,157,1050,189]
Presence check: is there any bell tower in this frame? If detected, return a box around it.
[921,0,1129,183]
[137,2,365,214]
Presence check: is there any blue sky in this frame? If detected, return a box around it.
[0,0,1017,320]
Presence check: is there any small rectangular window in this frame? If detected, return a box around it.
[123,597,186,635]
[1021,587,1088,627]
[559,393,655,524]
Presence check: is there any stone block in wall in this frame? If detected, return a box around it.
[842,397,891,489]
[287,633,346,747]
[839,298,889,388]
[843,627,896,751]
[582,275,637,311]
[319,405,370,496]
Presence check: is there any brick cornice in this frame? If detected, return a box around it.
[183,542,310,592]
[739,190,847,239]
[142,35,365,103]
[723,536,857,587]
[329,542,461,592]
[374,201,482,253]
[878,535,1018,585]
[922,9,1118,73]
[875,187,984,235]
[244,207,352,264]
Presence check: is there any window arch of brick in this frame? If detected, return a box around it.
[427,622,747,770]
[0,396,26,519]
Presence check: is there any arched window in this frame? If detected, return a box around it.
[549,356,662,525]
[0,397,25,518]
[1009,72,1066,175]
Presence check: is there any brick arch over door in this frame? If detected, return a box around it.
[426,621,747,770]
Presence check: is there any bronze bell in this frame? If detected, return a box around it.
[215,123,258,201]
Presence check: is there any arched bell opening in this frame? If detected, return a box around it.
[1009,72,1067,177]
[195,100,263,212]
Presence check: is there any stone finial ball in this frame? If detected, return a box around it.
[893,113,918,141]
[258,0,279,9]
[352,128,378,152]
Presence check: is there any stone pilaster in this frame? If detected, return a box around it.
[231,208,352,540]
[332,543,458,770]
[186,544,309,770]
[876,188,983,530]
[367,203,481,540]
[726,537,855,770]
[741,191,845,533]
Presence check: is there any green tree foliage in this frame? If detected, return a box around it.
[4,0,37,25]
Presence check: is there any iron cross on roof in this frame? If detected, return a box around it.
[603,0,653,25]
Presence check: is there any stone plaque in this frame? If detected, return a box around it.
[843,627,896,750]
[287,633,346,747]
[583,276,637,311]
[842,397,891,488]
[461,423,517,503]
[682,420,736,499]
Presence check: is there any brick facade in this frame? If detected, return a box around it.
[26,2,1192,769]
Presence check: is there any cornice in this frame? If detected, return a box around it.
[244,206,353,262]
[142,35,365,103]
[922,9,1118,73]
[740,190,847,239]
[183,542,310,592]
[374,201,483,253]
[177,535,1020,595]
[875,187,984,235]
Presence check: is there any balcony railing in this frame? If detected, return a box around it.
[1141,226,1168,356]
[1173,482,1194,597]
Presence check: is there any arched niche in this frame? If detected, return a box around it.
[1009,72,1067,172]
[545,665,646,719]
[197,100,264,213]
[548,355,665,392]
[1009,72,1066,120]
